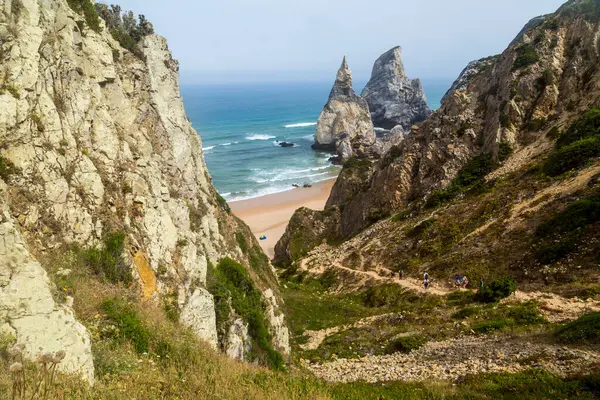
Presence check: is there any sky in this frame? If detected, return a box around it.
[111,0,567,84]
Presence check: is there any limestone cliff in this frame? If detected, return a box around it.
[313,57,375,161]
[0,0,288,380]
[276,0,600,264]
[361,46,431,130]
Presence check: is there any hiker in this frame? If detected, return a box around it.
[400,270,405,280]
[480,278,484,290]
[455,274,461,287]
[391,271,396,279]
[424,277,430,290]
[462,275,469,288]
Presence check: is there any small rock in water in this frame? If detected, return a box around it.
[278,141,295,148]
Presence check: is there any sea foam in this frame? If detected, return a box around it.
[285,122,317,128]
[246,134,276,141]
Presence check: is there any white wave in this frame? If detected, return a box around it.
[374,127,387,132]
[221,141,238,146]
[249,166,334,184]
[246,134,276,141]
[202,146,215,151]
[301,134,315,140]
[285,122,317,128]
[227,175,338,202]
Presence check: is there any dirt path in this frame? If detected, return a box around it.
[307,334,600,383]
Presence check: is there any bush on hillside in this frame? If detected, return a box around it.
[209,258,284,369]
[95,4,154,59]
[0,155,18,181]
[364,284,413,308]
[471,318,509,333]
[556,312,600,344]
[536,193,600,237]
[80,231,131,284]
[498,141,513,162]
[476,277,517,303]
[67,0,102,33]
[385,335,427,354]
[101,299,150,353]
[543,109,600,176]
[513,43,540,70]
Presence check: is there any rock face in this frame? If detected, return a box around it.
[0,182,94,383]
[313,57,375,161]
[361,47,431,130]
[0,0,288,377]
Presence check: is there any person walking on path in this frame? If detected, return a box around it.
[424,271,430,290]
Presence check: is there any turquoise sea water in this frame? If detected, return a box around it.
[181,79,451,201]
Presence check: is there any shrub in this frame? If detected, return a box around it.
[526,118,547,132]
[537,68,555,88]
[385,335,427,354]
[471,318,509,333]
[67,0,102,33]
[209,258,283,369]
[101,299,150,353]
[507,302,546,325]
[556,108,600,148]
[498,141,513,162]
[452,306,480,319]
[547,126,561,139]
[80,231,131,284]
[536,193,600,237]
[446,290,475,306]
[343,156,372,171]
[94,4,154,59]
[513,43,540,70]
[236,231,249,254]
[476,277,516,303]
[535,236,577,264]
[364,284,410,308]
[556,312,600,344]
[391,208,412,222]
[0,155,18,181]
[216,192,231,213]
[543,136,600,176]
[407,218,436,238]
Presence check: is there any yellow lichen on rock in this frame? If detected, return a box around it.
[134,251,157,299]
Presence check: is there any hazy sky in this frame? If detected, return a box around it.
[112,0,566,83]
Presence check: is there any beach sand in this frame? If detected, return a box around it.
[230,179,336,259]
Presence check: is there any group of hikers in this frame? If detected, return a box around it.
[391,270,483,291]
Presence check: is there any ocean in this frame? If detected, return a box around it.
[181,79,451,202]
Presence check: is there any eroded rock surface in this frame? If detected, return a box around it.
[361,47,431,130]
[313,57,375,161]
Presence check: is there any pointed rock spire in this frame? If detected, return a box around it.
[329,56,356,98]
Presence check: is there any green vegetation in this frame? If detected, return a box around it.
[216,192,231,213]
[513,43,540,70]
[11,0,24,19]
[391,207,413,222]
[471,318,509,333]
[556,312,600,344]
[101,298,150,353]
[385,335,427,354]
[547,126,561,139]
[535,191,600,263]
[426,154,494,208]
[31,113,44,132]
[537,68,556,88]
[476,277,516,303]
[498,141,513,162]
[67,0,102,33]
[343,156,372,174]
[79,231,131,284]
[209,258,283,369]
[470,302,545,334]
[543,109,600,176]
[364,284,416,308]
[0,155,18,181]
[95,4,154,59]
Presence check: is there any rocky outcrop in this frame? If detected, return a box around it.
[0,0,288,376]
[361,47,431,130]
[313,57,375,161]
[0,182,94,383]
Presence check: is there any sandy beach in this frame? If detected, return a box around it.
[230,179,336,259]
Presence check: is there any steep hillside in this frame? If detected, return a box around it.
[276,0,600,268]
[0,0,288,381]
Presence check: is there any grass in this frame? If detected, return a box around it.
[79,231,131,284]
[101,298,151,353]
[556,312,600,344]
[209,258,284,369]
[470,302,546,334]
[385,335,427,354]
[544,109,600,176]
